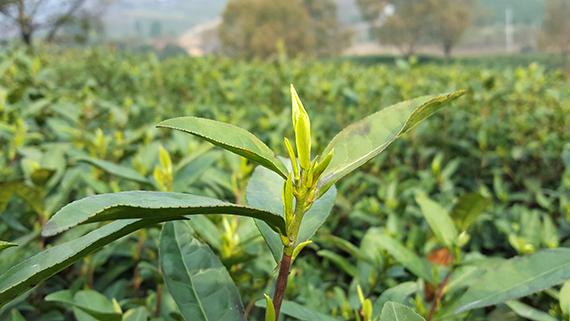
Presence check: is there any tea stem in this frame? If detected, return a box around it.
[273,252,292,318]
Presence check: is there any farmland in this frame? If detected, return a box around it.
[0,46,569,320]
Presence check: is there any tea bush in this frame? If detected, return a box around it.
[0,46,569,321]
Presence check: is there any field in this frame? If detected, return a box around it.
[0,46,569,321]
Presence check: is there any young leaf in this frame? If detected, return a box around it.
[450,193,491,231]
[256,299,341,321]
[0,219,156,308]
[376,234,435,284]
[46,289,123,321]
[0,241,17,253]
[157,116,288,178]
[290,84,311,169]
[123,307,150,321]
[159,221,245,321]
[318,91,464,192]
[559,281,570,315]
[505,300,557,321]
[455,248,570,313]
[263,294,276,321]
[246,162,336,262]
[372,282,418,320]
[42,191,286,237]
[416,194,458,249]
[380,302,425,321]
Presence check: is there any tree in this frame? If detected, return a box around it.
[540,0,570,57]
[428,0,477,58]
[376,0,433,56]
[304,0,351,56]
[218,0,348,58]
[355,0,388,23]
[0,0,105,46]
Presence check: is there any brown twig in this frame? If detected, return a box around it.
[427,271,452,321]
[272,253,292,318]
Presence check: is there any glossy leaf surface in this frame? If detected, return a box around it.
[416,194,458,248]
[157,116,287,178]
[42,191,285,237]
[380,302,425,321]
[319,91,464,191]
[159,221,245,321]
[0,219,151,307]
[455,248,570,312]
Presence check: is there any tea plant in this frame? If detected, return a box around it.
[1,47,569,320]
[0,84,463,319]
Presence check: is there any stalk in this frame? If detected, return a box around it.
[272,252,292,317]
[272,190,308,317]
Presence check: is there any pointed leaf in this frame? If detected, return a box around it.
[0,241,16,253]
[256,299,340,321]
[505,300,557,321]
[455,248,570,313]
[376,234,435,284]
[47,289,122,321]
[319,91,464,191]
[42,191,285,237]
[0,219,156,308]
[416,194,458,249]
[380,302,425,321]
[77,157,151,185]
[450,193,491,231]
[373,282,418,320]
[159,221,245,321]
[246,162,336,262]
[123,307,150,321]
[157,117,287,178]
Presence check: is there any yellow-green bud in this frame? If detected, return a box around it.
[290,84,311,170]
[283,173,294,225]
[284,137,300,182]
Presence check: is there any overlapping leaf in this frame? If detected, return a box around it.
[157,117,288,178]
[42,191,286,237]
[318,91,464,192]
[159,221,245,321]
[455,248,570,313]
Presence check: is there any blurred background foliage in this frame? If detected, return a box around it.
[0,0,569,320]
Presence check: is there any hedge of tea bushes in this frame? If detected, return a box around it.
[0,46,569,320]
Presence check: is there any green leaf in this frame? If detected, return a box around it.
[376,234,435,284]
[450,193,491,231]
[505,300,557,321]
[317,250,357,277]
[372,282,418,321]
[0,219,155,308]
[455,248,570,313]
[46,289,122,321]
[0,180,44,215]
[290,84,312,170]
[246,163,336,262]
[42,191,286,237]
[0,241,17,253]
[77,157,151,184]
[263,294,276,321]
[157,117,287,178]
[318,91,464,192]
[560,281,570,315]
[380,302,425,321]
[159,221,245,321]
[416,194,458,249]
[256,299,340,321]
[123,307,150,321]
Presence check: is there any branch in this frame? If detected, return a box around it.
[45,0,87,41]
